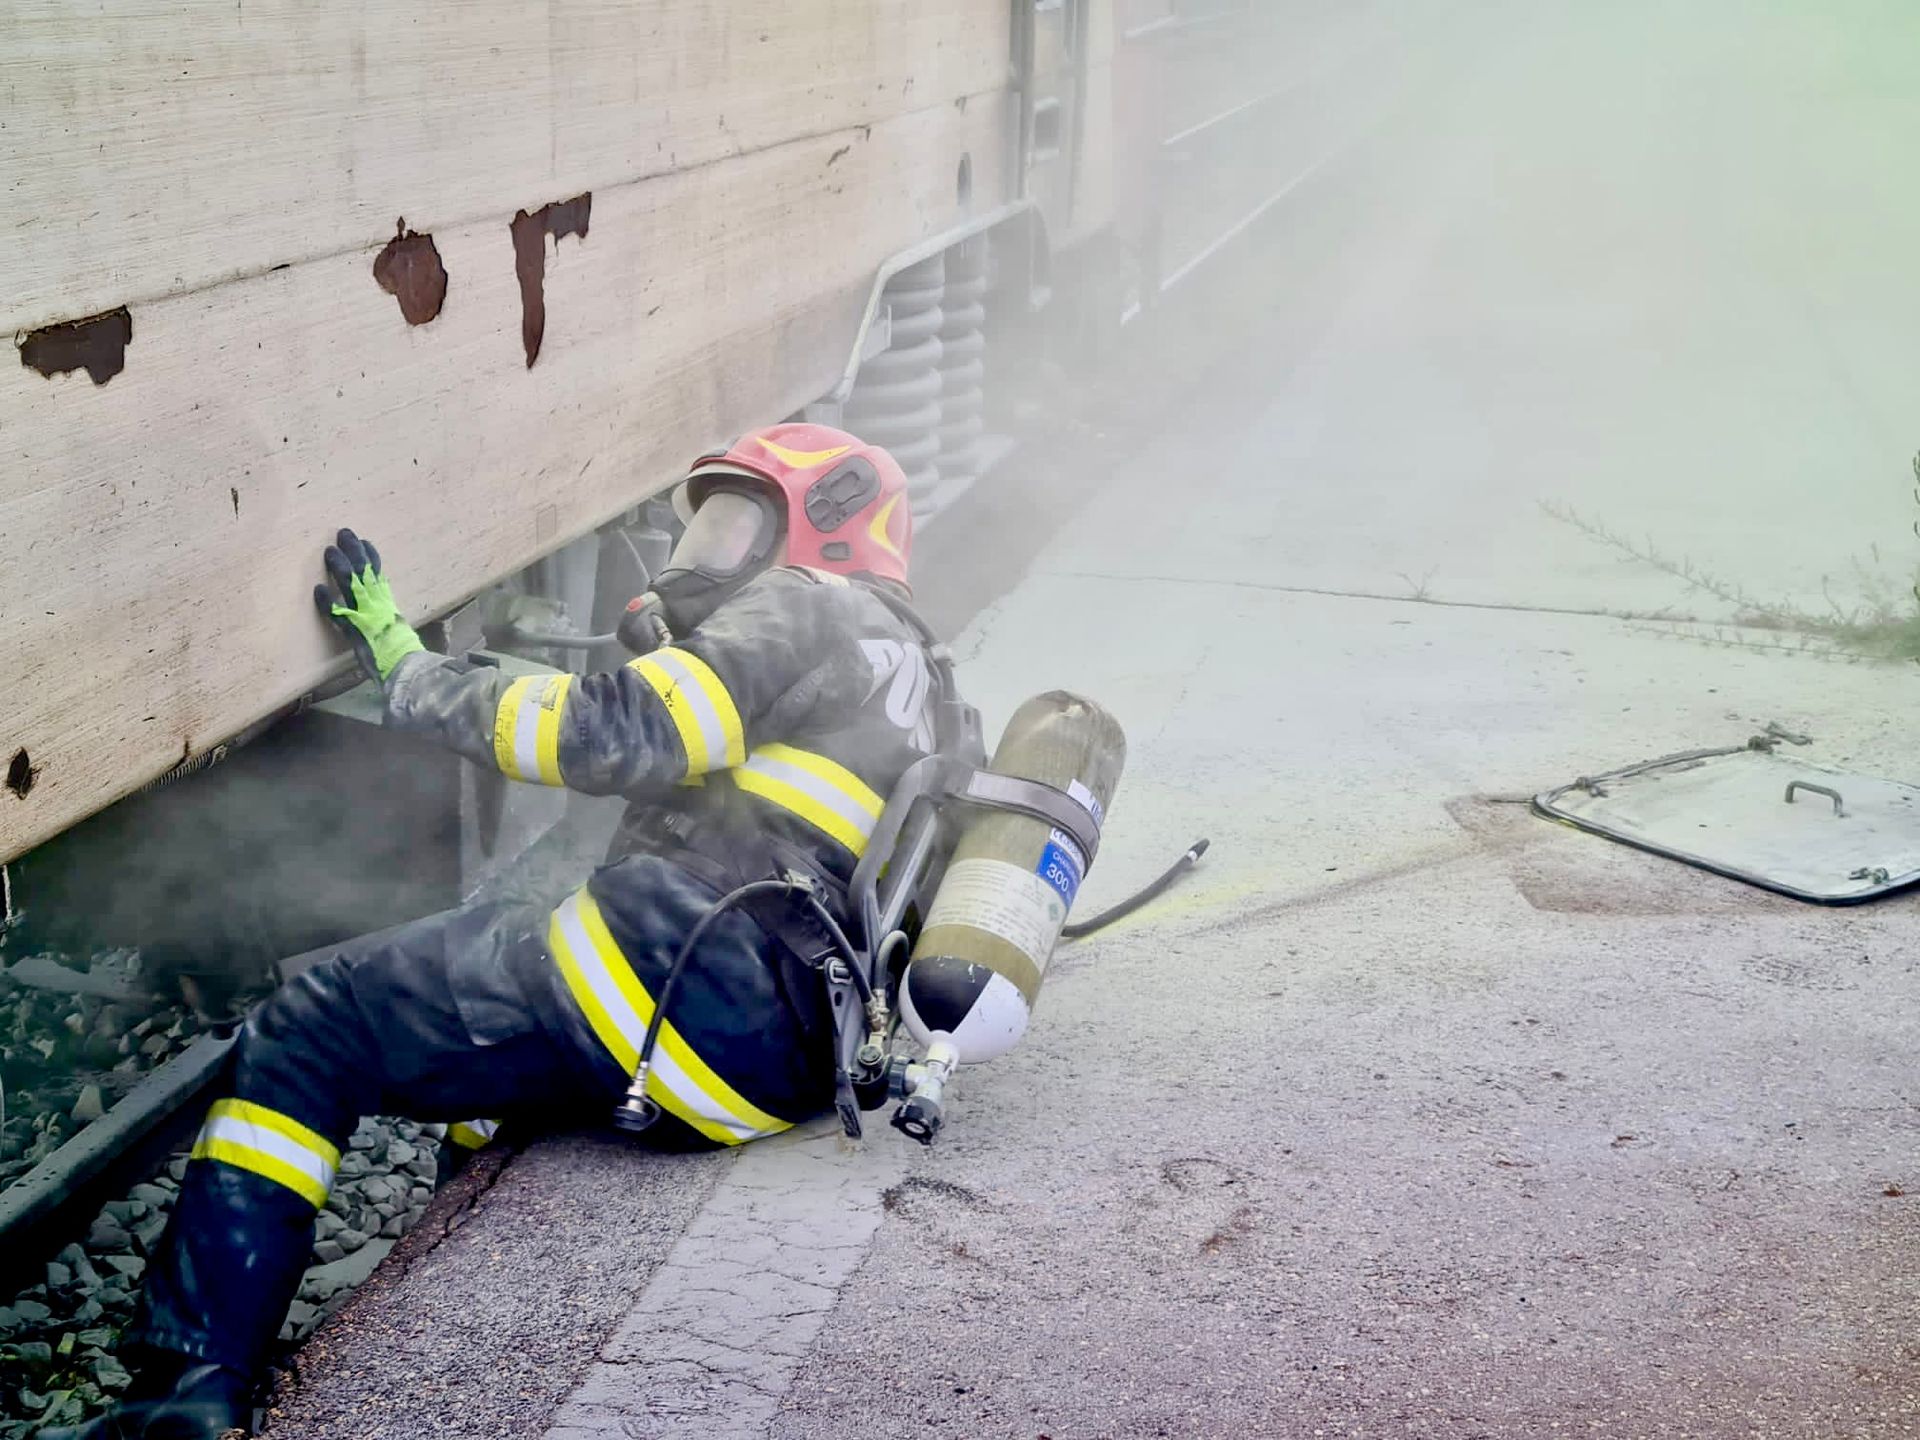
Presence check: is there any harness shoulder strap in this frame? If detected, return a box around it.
[854,582,985,766]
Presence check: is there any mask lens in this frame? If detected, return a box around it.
[665,487,774,579]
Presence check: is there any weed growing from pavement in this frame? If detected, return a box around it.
[1395,567,1439,602]
[1541,452,1920,663]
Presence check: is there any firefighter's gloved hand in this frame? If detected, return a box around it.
[314,527,426,684]
[616,591,674,656]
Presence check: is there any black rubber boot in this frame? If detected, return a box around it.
[36,1359,253,1439]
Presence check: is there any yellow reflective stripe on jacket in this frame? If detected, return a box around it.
[491,674,574,785]
[731,744,884,857]
[190,1098,340,1208]
[627,647,745,777]
[447,1119,500,1151]
[547,888,788,1146]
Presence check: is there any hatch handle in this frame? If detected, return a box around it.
[1784,781,1845,818]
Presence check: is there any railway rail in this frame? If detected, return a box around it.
[0,941,459,1437]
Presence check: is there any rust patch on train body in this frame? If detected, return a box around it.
[372,220,448,325]
[19,307,133,386]
[544,194,591,245]
[510,192,592,368]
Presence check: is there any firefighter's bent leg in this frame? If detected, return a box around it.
[130,900,617,1380]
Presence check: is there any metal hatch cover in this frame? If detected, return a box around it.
[1534,743,1920,904]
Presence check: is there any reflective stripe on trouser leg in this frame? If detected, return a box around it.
[731,744,884,856]
[547,888,788,1146]
[190,1098,341,1209]
[627,647,745,777]
[135,898,616,1377]
[448,1118,501,1150]
[492,673,575,785]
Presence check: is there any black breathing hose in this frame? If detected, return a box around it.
[635,879,806,1077]
[798,894,874,1005]
[504,626,619,650]
[634,877,866,1084]
[1061,838,1210,941]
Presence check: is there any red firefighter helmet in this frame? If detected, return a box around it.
[683,423,913,590]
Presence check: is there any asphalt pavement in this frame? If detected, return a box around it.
[268,2,1920,1435]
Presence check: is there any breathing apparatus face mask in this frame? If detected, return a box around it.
[639,482,783,640]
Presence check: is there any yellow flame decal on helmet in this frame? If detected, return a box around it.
[867,494,904,558]
[756,437,853,469]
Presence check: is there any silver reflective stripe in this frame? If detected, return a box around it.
[512,681,546,782]
[648,650,735,771]
[199,1112,337,1194]
[448,1119,500,1149]
[550,895,759,1143]
[739,749,880,845]
[649,1049,761,1143]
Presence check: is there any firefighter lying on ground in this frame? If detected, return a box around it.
[53,425,940,1440]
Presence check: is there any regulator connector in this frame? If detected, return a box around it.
[889,1035,959,1146]
[612,1061,661,1134]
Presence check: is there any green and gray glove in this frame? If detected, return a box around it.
[313,527,426,683]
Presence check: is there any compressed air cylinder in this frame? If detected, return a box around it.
[900,692,1126,1063]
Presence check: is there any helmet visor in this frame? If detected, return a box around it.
[663,484,779,580]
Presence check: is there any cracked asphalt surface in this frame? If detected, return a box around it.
[270,1,1920,1435]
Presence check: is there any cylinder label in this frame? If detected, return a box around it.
[922,858,1068,973]
[1037,831,1085,906]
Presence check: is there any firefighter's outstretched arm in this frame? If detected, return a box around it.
[315,529,865,795]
